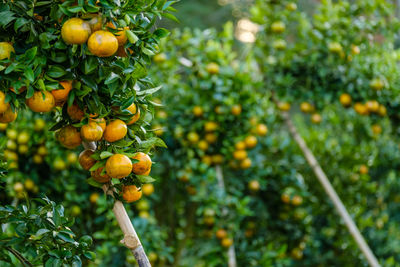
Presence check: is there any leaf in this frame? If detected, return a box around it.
[0,11,15,27]
[137,175,156,183]
[47,66,67,78]
[153,28,170,39]
[35,228,50,236]
[126,30,139,44]
[139,137,167,149]
[24,68,35,83]
[56,232,75,243]
[99,151,113,159]
[136,86,162,96]
[84,252,96,260]
[104,72,120,85]
[86,177,103,189]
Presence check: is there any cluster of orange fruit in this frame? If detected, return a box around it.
[61,16,129,57]
[299,102,322,124]
[281,193,303,206]
[339,93,387,117]
[215,228,233,249]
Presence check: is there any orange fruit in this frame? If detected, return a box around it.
[311,113,322,124]
[103,119,127,142]
[105,154,132,179]
[256,124,268,136]
[271,21,285,33]
[88,30,118,57]
[204,121,218,132]
[131,152,152,175]
[378,105,387,116]
[67,103,85,121]
[106,22,128,46]
[369,78,384,90]
[26,91,55,112]
[235,141,246,150]
[61,18,91,44]
[366,100,379,113]
[240,158,252,169]
[231,104,242,116]
[126,103,141,125]
[198,140,209,151]
[0,107,18,126]
[51,81,72,104]
[244,135,257,148]
[79,149,96,170]
[81,121,103,141]
[205,133,217,143]
[122,185,142,203]
[142,184,154,196]
[300,102,314,113]
[281,193,290,203]
[0,42,15,60]
[89,117,106,131]
[56,125,82,149]
[132,152,152,175]
[153,53,167,63]
[212,154,224,164]
[354,103,368,115]
[372,124,382,135]
[0,91,10,113]
[221,237,233,248]
[187,132,199,143]
[192,106,203,117]
[359,164,369,175]
[233,150,247,160]
[91,167,111,183]
[88,15,103,32]
[339,93,352,107]
[291,195,303,206]
[89,192,99,204]
[248,180,260,192]
[278,102,290,111]
[206,62,219,74]
[351,44,360,55]
[216,229,227,240]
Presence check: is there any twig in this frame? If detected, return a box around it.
[6,247,33,267]
[280,111,380,267]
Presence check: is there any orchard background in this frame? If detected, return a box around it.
[1,0,400,266]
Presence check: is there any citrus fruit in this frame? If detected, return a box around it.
[240,158,252,169]
[106,22,128,46]
[126,103,140,125]
[233,150,247,160]
[153,53,167,63]
[91,167,111,183]
[231,104,242,116]
[221,237,233,248]
[105,154,132,179]
[131,152,152,175]
[89,117,106,131]
[339,93,352,107]
[26,91,55,112]
[0,42,14,60]
[103,119,127,142]
[81,121,103,141]
[0,106,17,123]
[51,81,72,105]
[206,62,219,74]
[256,124,268,136]
[88,30,118,57]
[142,184,154,196]
[79,149,96,170]
[122,185,142,203]
[56,125,82,149]
[61,18,91,44]
[271,21,285,33]
[67,103,85,121]
[216,229,227,240]
[244,135,257,148]
[0,91,10,113]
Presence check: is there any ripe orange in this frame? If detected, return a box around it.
[201,155,212,165]
[106,22,128,46]
[56,125,82,149]
[371,124,382,135]
[311,113,322,124]
[131,152,152,175]
[231,104,242,116]
[198,140,209,151]
[192,106,203,117]
[256,124,268,136]
[79,149,96,170]
[300,102,314,113]
[91,167,111,183]
[142,183,154,196]
[354,103,368,115]
[153,53,167,63]
[89,117,106,131]
[26,91,55,112]
[248,180,260,192]
[366,100,379,113]
[126,103,140,125]
[339,93,352,107]
[187,132,199,143]
[281,193,290,203]
[244,135,257,148]
[89,192,99,204]
[351,44,360,55]
[233,150,247,160]
[0,106,17,123]
[67,103,85,121]
[61,18,91,44]
[216,229,227,240]
[369,78,384,90]
[205,133,217,143]
[278,102,290,111]
[0,91,10,113]
[206,62,219,74]
[51,81,72,105]
[81,121,103,141]
[106,154,132,179]
[271,21,285,33]
[88,15,103,32]
[0,42,14,60]
[212,154,224,164]
[378,105,387,116]
[103,119,127,142]
[235,141,246,150]
[204,121,218,132]
[240,158,252,169]
[122,185,142,203]
[221,237,233,248]
[291,195,303,206]
[88,30,118,57]
[359,164,369,175]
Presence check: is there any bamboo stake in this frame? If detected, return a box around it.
[83,141,151,267]
[280,112,380,267]
[215,165,238,267]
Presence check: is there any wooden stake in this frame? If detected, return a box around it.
[215,165,238,267]
[281,112,380,267]
[83,141,151,267]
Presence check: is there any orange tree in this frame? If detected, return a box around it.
[149,24,276,266]
[0,0,175,265]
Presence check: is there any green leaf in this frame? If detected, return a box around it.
[47,66,67,78]
[104,72,120,85]
[56,232,75,243]
[137,175,156,183]
[86,177,104,189]
[153,28,170,39]
[35,228,50,236]
[139,137,167,149]
[84,252,96,260]
[99,151,113,159]
[24,68,35,83]
[136,86,162,96]
[126,30,139,44]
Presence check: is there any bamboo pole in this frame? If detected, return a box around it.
[83,141,151,267]
[280,112,380,267]
[215,165,238,267]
